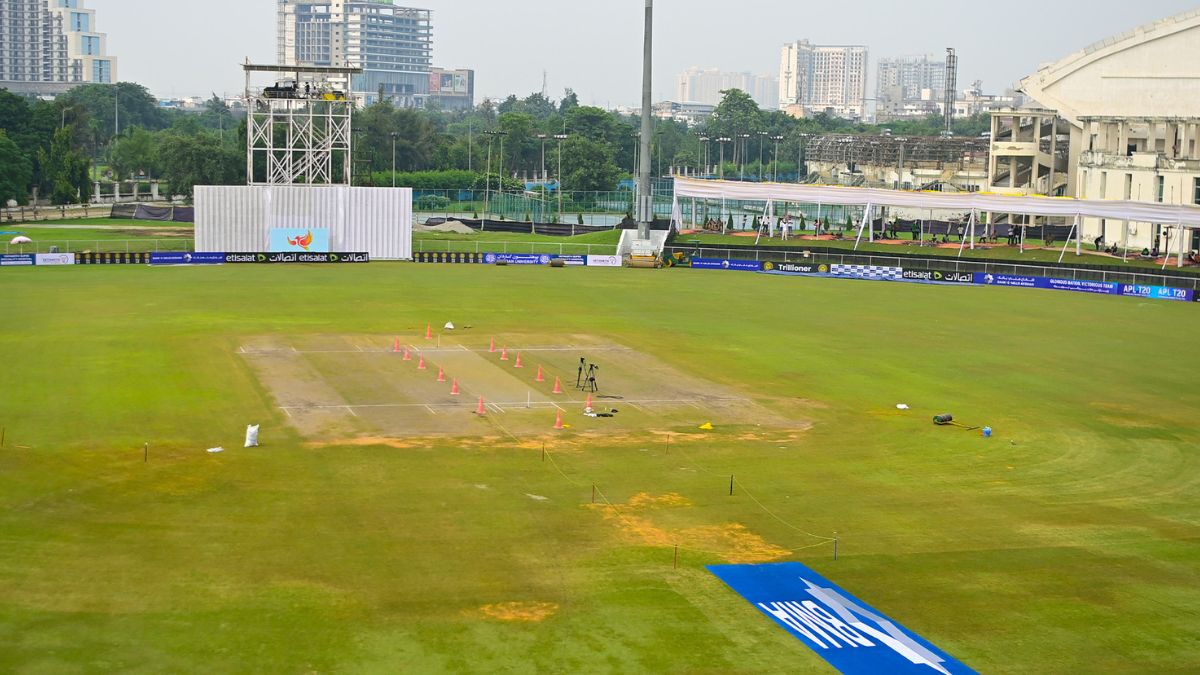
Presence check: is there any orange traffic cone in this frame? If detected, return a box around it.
[393,337,401,353]
[535,365,545,382]
[476,396,486,415]
[554,409,565,430]
[436,367,446,382]
[489,337,496,353]
[552,377,563,394]
[500,348,509,361]
[402,347,412,361]
[450,379,460,396]
[417,355,427,370]
[514,352,523,368]
[425,324,433,340]
[585,393,592,410]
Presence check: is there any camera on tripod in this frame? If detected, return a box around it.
[576,357,600,393]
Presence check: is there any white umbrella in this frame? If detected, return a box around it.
[10,236,31,245]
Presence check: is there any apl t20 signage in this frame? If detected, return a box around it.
[710,563,975,674]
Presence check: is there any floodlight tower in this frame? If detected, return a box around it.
[635,0,654,240]
[944,48,958,135]
[243,61,362,185]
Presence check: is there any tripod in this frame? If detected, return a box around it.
[583,363,599,393]
[576,357,586,389]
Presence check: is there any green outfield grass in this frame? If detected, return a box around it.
[1,264,1198,674]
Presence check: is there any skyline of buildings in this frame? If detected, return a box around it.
[778,41,869,119]
[676,67,777,110]
[875,54,945,122]
[0,0,117,96]
[276,0,434,107]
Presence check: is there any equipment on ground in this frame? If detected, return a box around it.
[933,413,980,431]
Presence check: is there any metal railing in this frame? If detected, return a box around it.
[3,239,195,254]
[666,245,1200,292]
[415,240,618,256]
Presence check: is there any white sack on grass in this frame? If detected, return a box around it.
[207,447,224,454]
[244,424,260,448]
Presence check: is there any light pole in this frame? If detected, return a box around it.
[554,133,568,223]
[390,132,398,187]
[632,132,641,177]
[738,133,750,180]
[758,131,769,181]
[771,135,783,182]
[483,130,506,219]
[537,133,548,181]
[698,136,709,176]
[498,132,507,190]
[717,137,731,180]
[635,0,654,240]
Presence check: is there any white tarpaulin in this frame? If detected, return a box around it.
[195,185,413,259]
[673,177,1200,229]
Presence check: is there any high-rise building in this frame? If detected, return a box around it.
[676,67,778,109]
[878,55,940,103]
[277,0,432,107]
[778,41,867,119]
[0,0,117,96]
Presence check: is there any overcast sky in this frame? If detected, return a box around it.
[90,1,1198,105]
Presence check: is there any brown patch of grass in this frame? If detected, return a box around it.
[478,601,558,622]
[307,427,813,453]
[589,493,789,564]
[626,492,692,508]
[306,436,425,450]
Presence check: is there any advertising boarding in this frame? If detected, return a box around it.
[0,254,35,266]
[1119,284,1195,302]
[974,273,1119,296]
[150,252,225,266]
[268,228,331,253]
[34,253,76,266]
[691,258,764,271]
[483,253,552,265]
[586,255,623,267]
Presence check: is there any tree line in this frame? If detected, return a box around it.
[0,82,990,206]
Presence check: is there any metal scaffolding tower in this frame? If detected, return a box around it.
[243,62,361,186]
[944,48,958,133]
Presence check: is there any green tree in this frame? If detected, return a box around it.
[37,128,90,204]
[560,136,620,192]
[59,82,166,144]
[199,93,235,134]
[559,89,579,114]
[157,131,242,199]
[0,130,32,205]
[497,111,536,175]
[706,89,764,140]
[111,127,157,180]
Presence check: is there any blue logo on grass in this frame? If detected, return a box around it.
[709,563,975,674]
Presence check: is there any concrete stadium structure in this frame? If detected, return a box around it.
[991,9,1200,254]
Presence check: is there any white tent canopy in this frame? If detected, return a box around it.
[673,177,1200,228]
